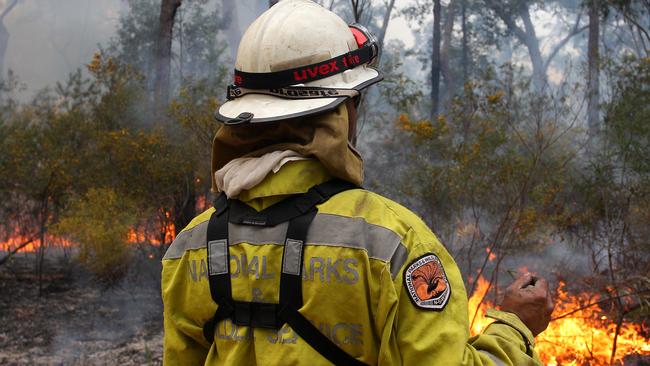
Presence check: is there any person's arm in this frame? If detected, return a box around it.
[162,257,211,365]
[378,237,550,365]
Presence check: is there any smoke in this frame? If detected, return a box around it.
[4,0,120,100]
[45,253,163,365]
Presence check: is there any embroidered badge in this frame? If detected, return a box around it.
[403,253,451,311]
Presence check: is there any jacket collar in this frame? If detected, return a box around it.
[237,159,332,211]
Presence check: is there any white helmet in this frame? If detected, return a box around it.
[216,0,382,125]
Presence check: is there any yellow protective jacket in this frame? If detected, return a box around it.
[162,160,542,365]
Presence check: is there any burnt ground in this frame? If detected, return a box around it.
[0,255,163,366]
[2,252,649,366]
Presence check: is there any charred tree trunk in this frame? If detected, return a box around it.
[154,0,182,118]
[587,0,600,142]
[431,0,442,118]
[36,204,48,297]
[173,173,196,238]
[441,0,457,110]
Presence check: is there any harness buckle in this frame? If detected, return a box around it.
[233,301,283,329]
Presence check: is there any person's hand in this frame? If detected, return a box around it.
[499,273,554,337]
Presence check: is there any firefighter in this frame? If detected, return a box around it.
[162,1,554,365]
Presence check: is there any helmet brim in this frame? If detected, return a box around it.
[216,66,382,124]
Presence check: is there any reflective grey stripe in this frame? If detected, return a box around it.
[208,240,228,275]
[163,219,209,260]
[389,244,408,278]
[479,351,506,366]
[231,213,405,262]
[230,221,288,246]
[163,213,409,277]
[282,239,303,275]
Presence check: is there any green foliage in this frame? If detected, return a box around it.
[378,40,424,111]
[605,56,650,175]
[53,188,137,287]
[562,56,650,320]
[168,80,221,193]
[110,0,228,91]
[0,48,215,275]
[395,65,579,274]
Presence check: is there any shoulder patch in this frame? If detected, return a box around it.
[403,253,451,311]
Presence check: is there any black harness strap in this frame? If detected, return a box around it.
[202,180,367,365]
[278,210,366,366]
[203,202,234,341]
[279,209,316,310]
[280,308,367,366]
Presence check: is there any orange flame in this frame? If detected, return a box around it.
[126,220,175,246]
[486,248,497,262]
[0,234,76,253]
[468,276,650,365]
[2,217,176,254]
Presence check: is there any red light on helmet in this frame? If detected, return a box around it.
[349,23,378,63]
[350,26,369,47]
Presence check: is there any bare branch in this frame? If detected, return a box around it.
[620,11,650,43]
[0,237,35,266]
[378,0,396,50]
[551,289,650,321]
[543,14,588,72]
[0,0,18,21]
[484,0,528,43]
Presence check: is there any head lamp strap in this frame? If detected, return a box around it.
[233,43,378,90]
[227,85,360,101]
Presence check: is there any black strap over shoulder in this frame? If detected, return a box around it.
[202,179,366,366]
[224,178,357,227]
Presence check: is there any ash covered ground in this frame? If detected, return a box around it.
[0,255,163,366]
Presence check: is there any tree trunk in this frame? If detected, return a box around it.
[173,173,196,237]
[461,0,469,86]
[0,0,19,80]
[37,217,46,297]
[441,0,457,110]
[154,0,182,117]
[518,3,546,90]
[485,0,546,89]
[350,0,367,23]
[0,22,8,80]
[223,0,241,61]
[460,0,471,135]
[587,0,600,142]
[431,0,442,118]
[378,0,397,53]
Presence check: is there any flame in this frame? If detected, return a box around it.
[2,215,176,253]
[0,234,75,253]
[486,247,497,262]
[126,220,175,246]
[196,195,208,213]
[469,276,494,335]
[468,276,650,365]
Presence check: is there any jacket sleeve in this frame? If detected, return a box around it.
[162,258,211,365]
[377,232,543,366]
